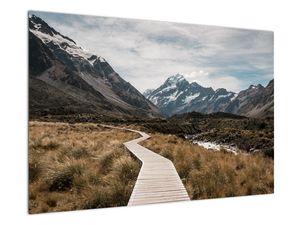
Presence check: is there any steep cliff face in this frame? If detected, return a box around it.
[29,14,161,120]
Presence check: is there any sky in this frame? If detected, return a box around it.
[30,11,274,93]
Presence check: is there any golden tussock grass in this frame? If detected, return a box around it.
[141,133,274,200]
[28,121,141,214]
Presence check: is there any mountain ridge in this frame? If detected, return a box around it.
[29,14,161,120]
[144,74,273,118]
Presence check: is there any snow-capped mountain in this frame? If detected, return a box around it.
[144,74,235,116]
[29,14,161,120]
[144,74,273,117]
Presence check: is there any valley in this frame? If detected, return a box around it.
[29,120,273,213]
[28,13,274,213]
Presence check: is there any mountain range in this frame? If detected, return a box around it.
[29,14,161,121]
[144,74,274,117]
[29,14,273,121]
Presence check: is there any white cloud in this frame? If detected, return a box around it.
[32,12,274,93]
[184,70,242,92]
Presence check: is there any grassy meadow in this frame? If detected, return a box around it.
[28,121,141,213]
[28,121,273,213]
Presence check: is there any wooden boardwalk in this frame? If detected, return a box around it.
[123,129,190,206]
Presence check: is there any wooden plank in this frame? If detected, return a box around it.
[122,129,190,206]
[102,124,190,206]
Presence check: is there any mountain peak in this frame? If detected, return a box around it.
[248,84,264,90]
[215,88,231,95]
[29,14,76,45]
[166,74,186,84]
[169,73,184,80]
[267,79,274,88]
[97,56,107,63]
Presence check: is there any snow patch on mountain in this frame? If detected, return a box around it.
[184,93,200,103]
[202,96,208,101]
[215,93,233,101]
[151,96,159,105]
[160,85,177,93]
[30,28,93,61]
[167,90,180,103]
[230,93,238,101]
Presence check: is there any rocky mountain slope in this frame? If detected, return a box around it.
[29,14,161,121]
[144,74,273,117]
[225,79,274,117]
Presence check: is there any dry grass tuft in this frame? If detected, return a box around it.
[28,121,141,213]
[141,133,273,200]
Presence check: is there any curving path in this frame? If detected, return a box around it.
[103,125,190,206]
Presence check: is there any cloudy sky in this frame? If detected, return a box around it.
[31,11,274,93]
